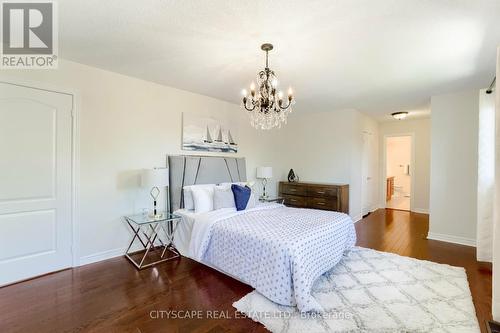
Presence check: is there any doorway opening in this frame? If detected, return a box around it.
[385,135,412,211]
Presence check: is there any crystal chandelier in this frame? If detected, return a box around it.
[241,43,295,130]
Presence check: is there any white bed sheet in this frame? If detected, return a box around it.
[172,208,197,256]
[173,208,257,287]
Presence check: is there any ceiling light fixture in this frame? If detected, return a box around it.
[241,43,295,130]
[391,112,408,120]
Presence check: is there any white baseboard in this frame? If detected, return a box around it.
[427,232,476,247]
[411,208,429,214]
[79,247,126,266]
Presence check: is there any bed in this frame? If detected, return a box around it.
[168,155,356,313]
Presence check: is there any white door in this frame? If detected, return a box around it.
[0,82,73,286]
[361,131,375,215]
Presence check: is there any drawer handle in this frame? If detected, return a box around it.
[316,202,326,205]
[289,188,297,192]
[316,191,325,194]
[290,199,298,202]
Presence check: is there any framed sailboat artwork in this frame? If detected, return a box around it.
[182,113,238,153]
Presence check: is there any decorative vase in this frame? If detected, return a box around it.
[288,169,297,182]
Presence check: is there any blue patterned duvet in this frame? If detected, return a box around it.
[189,204,356,312]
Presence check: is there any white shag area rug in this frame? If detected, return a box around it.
[233,247,480,333]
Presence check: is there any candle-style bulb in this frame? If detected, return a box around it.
[250,82,256,91]
[278,91,284,100]
[287,87,293,96]
[241,89,247,96]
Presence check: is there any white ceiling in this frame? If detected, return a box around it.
[60,0,500,120]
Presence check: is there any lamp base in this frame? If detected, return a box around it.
[148,212,164,220]
[149,188,161,219]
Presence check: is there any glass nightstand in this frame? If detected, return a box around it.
[259,196,285,204]
[124,212,181,269]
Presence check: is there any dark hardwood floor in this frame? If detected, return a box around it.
[0,209,492,333]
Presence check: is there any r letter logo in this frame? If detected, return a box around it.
[1,1,58,69]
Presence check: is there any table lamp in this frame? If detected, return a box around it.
[141,168,169,218]
[257,166,273,199]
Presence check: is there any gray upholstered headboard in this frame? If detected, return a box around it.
[167,155,247,212]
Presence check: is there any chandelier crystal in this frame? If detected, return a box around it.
[241,43,295,130]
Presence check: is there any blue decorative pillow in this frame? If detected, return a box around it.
[231,184,251,211]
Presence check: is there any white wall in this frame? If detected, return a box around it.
[492,47,500,322]
[268,110,379,221]
[379,118,431,213]
[429,90,479,246]
[0,59,379,265]
[477,89,496,262]
[0,60,277,263]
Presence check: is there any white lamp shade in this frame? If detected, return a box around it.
[257,166,273,179]
[141,168,169,188]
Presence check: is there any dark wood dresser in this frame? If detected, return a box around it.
[278,181,349,214]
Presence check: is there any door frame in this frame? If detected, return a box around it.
[382,132,416,212]
[0,76,81,268]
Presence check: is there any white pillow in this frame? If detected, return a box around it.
[182,187,194,210]
[220,181,256,188]
[191,187,215,213]
[246,189,257,209]
[220,182,257,210]
[213,185,235,210]
[244,182,257,209]
[183,184,215,210]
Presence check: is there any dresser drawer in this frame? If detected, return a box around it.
[307,197,336,210]
[278,181,349,213]
[307,186,337,198]
[280,183,307,196]
[282,194,307,207]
